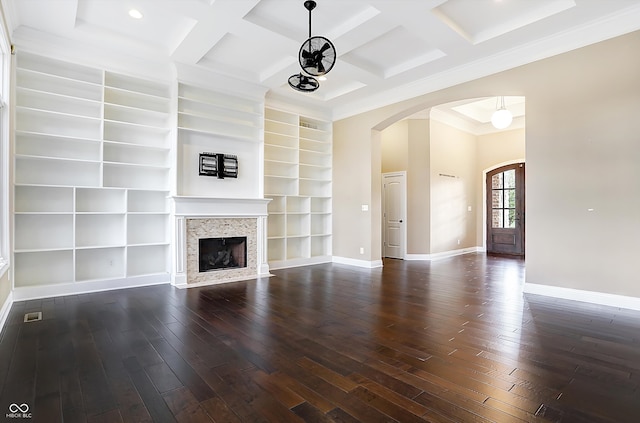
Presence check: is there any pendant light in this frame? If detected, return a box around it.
[491,96,512,129]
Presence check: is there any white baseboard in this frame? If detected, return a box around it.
[269,256,332,270]
[404,254,430,260]
[524,282,640,311]
[12,274,171,302]
[0,290,13,333]
[332,256,383,268]
[405,247,481,261]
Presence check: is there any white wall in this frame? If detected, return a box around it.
[524,34,640,297]
[407,120,430,255]
[381,120,408,173]
[429,120,477,253]
[177,132,261,198]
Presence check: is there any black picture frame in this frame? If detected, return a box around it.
[199,152,218,177]
[199,153,238,179]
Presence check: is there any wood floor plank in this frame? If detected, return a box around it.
[162,386,214,423]
[347,373,428,417]
[103,366,154,423]
[144,362,184,394]
[212,363,303,423]
[30,319,61,422]
[296,356,359,393]
[291,401,334,423]
[86,409,124,423]
[251,369,306,409]
[123,356,177,423]
[199,397,243,423]
[273,371,337,413]
[59,368,87,423]
[149,338,216,403]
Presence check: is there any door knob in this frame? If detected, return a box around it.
[399,219,403,223]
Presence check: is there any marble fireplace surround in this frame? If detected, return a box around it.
[172,197,271,288]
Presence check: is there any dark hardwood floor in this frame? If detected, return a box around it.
[1,254,639,422]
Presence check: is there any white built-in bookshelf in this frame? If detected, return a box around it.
[13,52,171,288]
[264,107,332,269]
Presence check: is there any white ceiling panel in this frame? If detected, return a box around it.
[243,0,368,42]
[432,0,577,44]
[198,31,295,83]
[342,26,444,78]
[76,0,198,50]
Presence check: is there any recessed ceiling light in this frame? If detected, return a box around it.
[129,9,143,19]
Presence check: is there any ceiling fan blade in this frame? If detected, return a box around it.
[319,42,331,53]
[317,60,325,74]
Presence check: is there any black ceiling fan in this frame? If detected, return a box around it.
[300,35,335,76]
[288,0,336,92]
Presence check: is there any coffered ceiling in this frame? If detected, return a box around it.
[3,0,640,120]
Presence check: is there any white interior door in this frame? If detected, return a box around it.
[382,172,406,259]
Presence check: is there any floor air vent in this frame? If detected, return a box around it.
[24,312,42,323]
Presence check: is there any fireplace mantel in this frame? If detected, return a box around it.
[171,196,270,217]
[171,196,271,288]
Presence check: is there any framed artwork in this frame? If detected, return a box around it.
[199,153,238,179]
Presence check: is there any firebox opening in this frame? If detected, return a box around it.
[199,236,247,272]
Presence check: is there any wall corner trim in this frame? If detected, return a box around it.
[523,282,640,311]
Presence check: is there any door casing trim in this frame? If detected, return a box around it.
[382,171,407,259]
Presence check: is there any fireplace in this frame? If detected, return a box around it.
[199,236,247,272]
[171,197,271,288]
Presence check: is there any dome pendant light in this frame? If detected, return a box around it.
[491,96,513,129]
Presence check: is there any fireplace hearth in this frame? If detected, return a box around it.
[199,236,247,272]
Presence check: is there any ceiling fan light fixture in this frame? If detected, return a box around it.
[491,96,512,129]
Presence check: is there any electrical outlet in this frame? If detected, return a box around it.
[359,247,364,254]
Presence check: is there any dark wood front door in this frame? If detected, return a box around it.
[486,163,525,256]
